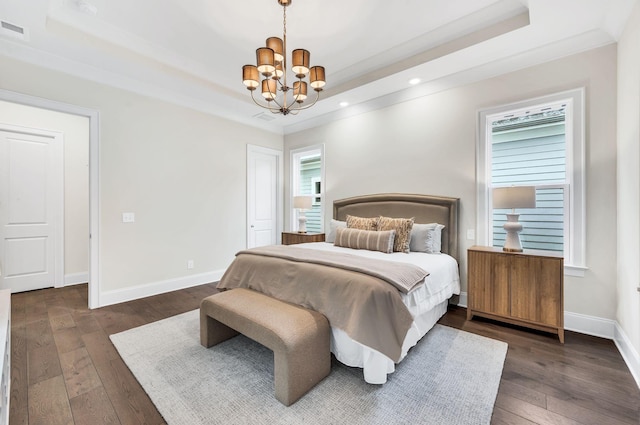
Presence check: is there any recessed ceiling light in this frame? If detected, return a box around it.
[409,78,421,85]
[339,101,349,107]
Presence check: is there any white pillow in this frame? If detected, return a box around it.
[409,223,445,253]
[426,224,445,254]
[326,219,346,243]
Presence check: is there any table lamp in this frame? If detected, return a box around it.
[293,196,313,233]
[493,186,536,252]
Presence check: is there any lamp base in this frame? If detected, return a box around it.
[502,246,524,253]
[502,213,524,252]
[297,214,307,233]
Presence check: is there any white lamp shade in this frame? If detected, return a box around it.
[493,186,536,209]
[293,196,313,210]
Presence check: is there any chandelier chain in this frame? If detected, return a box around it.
[283,5,287,40]
[282,5,288,106]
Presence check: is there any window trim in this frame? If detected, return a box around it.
[476,88,586,275]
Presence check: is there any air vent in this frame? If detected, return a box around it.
[253,112,277,122]
[74,0,98,16]
[0,20,28,41]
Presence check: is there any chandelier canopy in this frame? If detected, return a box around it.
[242,0,326,116]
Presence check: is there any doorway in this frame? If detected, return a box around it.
[0,90,100,308]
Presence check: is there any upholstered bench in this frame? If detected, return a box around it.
[200,288,331,406]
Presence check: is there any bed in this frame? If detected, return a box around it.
[218,193,460,384]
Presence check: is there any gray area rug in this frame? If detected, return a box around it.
[111,310,507,425]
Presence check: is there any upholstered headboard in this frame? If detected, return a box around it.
[333,193,460,261]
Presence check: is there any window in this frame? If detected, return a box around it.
[311,177,321,205]
[477,89,586,275]
[290,144,324,233]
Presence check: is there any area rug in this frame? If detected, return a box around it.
[110,310,507,425]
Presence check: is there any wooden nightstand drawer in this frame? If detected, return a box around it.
[282,232,325,245]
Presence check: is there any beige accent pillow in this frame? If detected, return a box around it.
[377,216,415,253]
[346,214,379,231]
[334,227,396,254]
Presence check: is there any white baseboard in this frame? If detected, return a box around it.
[564,311,616,339]
[65,272,89,286]
[614,323,640,389]
[456,292,468,308]
[98,269,225,308]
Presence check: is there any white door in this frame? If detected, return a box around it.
[0,125,63,292]
[247,145,282,248]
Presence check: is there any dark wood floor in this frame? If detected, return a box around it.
[9,284,640,425]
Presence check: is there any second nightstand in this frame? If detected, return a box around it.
[282,232,325,245]
[467,245,564,342]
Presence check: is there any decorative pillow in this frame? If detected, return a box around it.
[377,216,414,253]
[334,227,396,253]
[346,214,379,231]
[426,224,446,253]
[326,219,346,243]
[409,223,439,252]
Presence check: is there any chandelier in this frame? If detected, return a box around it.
[242,0,326,116]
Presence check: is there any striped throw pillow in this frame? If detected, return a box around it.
[334,227,396,253]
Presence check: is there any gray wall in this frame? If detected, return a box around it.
[0,55,283,302]
[617,1,640,365]
[285,44,618,322]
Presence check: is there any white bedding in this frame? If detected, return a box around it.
[295,242,461,384]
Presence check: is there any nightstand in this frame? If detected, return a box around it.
[282,232,325,245]
[466,245,564,342]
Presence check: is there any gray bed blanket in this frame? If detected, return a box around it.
[216,245,430,362]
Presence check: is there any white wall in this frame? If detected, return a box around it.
[285,44,618,322]
[617,1,640,376]
[0,100,89,279]
[0,55,282,304]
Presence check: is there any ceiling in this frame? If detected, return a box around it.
[0,0,636,134]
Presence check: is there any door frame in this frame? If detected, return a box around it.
[246,144,283,247]
[0,124,65,290]
[0,89,101,309]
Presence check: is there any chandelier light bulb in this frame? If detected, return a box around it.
[309,66,326,90]
[291,49,310,77]
[261,79,277,100]
[242,65,259,89]
[293,81,307,102]
[256,47,275,76]
[273,62,284,80]
[266,37,284,63]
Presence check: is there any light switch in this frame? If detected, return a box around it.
[122,212,135,223]
[467,229,475,240]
